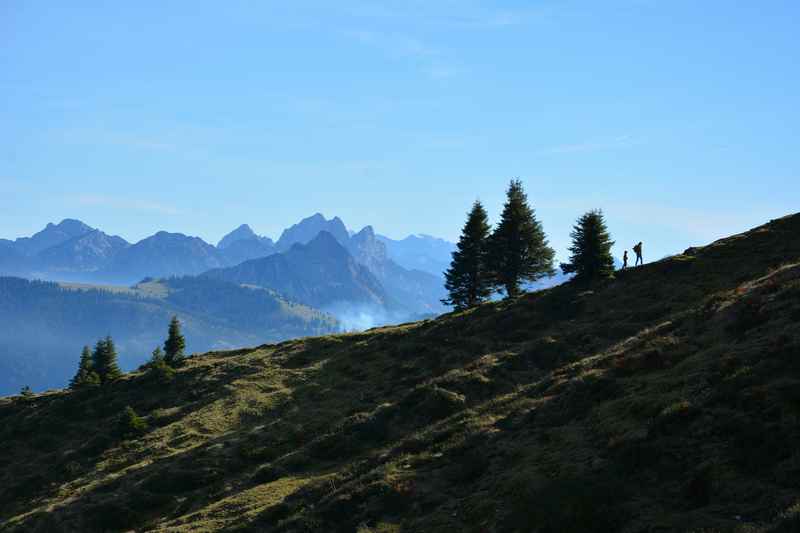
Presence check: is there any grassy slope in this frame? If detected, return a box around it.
[2,214,800,533]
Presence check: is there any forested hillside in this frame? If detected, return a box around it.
[1,214,798,532]
[0,277,337,395]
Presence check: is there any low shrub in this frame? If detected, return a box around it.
[253,463,288,484]
[282,451,312,473]
[516,337,563,370]
[400,385,466,423]
[116,406,148,438]
[147,359,176,384]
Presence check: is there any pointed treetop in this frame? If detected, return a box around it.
[164,315,186,366]
[488,179,555,297]
[442,200,493,310]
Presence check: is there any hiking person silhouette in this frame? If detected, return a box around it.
[622,250,629,270]
[633,242,643,266]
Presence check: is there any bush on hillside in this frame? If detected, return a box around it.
[400,385,466,423]
[116,406,148,438]
[253,463,287,484]
[147,358,176,384]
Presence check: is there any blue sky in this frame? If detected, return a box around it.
[2,0,798,261]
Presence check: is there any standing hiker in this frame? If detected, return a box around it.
[622,250,629,270]
[633,242,643,266]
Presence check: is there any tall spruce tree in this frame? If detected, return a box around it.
[560,209,615,283]
[164,316,186,367]
[93,336,122,384]
[70,345,100,389]
[488,179,555,296]
[442,200,493,310]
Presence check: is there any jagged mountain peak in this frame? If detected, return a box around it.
[353,225,376,238]
[14,218,96,256]
[52,218,93,232]
[218,224,261,249]
[276,213,351,251]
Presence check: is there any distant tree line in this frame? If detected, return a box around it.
[443,179,616,310]
[69,316,186,390]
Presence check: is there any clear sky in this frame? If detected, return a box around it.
[2,1,798,261]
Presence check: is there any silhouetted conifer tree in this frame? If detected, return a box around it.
[488,179,555,296]
[443,200,493,310]
[93,336,122,384]
[150,346,165,365]
[70,345,100,389]
[164,316,186,367]
[560,209,615,283]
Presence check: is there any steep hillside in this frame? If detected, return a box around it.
[2,214,800,533]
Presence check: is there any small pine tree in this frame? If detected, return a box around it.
[150,346,165,365]
[163,316,186,367]
[488,179,555,297]
[20,385,33,397]
[147,346,175,383]
[560,210,616,283]
[70,345,100,389]
[442,200,493,310]
[93,336,122,384]
[117,406,148,437]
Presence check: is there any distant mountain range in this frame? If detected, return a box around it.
[0,214,454,282]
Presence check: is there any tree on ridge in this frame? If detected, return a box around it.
[560,209,615,283]
[488,179,555,297]
[443,200,494,310]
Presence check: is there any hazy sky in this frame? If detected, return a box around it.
[2,1,798,261]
